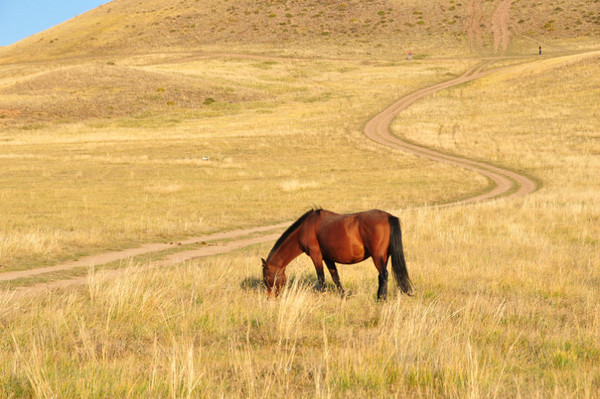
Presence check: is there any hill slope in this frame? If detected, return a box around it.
[1,0,599,129]
[1,0,599,63]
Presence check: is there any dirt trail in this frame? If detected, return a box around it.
[492,0,513,52]
[6,234,282,298]
[465,0,514,53]
[0,222,289,283]
[3,59,539,298]
[364,59,537,205]
[465,0,484,51]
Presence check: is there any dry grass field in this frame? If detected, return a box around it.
[0,56,485,272]
[1,0,600,397]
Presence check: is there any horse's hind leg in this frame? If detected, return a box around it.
[374,256,389,300]
[325,259,344,296]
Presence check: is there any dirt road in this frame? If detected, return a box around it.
[2,58,538,297]
[364,59,537,206]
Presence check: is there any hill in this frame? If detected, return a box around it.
[1,0,599,129]
[1,0,599,63]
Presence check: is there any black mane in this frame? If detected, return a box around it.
[267,208,320,261]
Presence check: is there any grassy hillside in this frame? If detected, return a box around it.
[0,62,257,126]
[1,0,599,64]
[1,0,599,130]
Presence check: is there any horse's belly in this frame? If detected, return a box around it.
[318,217,367,264]
[321,241,365,264]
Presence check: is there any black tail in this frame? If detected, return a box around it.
[388,215,413,295]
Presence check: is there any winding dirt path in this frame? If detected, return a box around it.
[364,59,537,205]
[3,58,539,298]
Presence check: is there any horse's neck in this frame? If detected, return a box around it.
[270,229,303,269]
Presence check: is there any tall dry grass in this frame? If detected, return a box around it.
[2,197,599,398]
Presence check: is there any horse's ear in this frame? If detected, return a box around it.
[261,258,267,268]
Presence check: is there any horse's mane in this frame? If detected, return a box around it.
[267,208,321,261]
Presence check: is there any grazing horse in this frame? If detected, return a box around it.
[261,209,413,300]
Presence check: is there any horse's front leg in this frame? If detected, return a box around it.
[307,249,326,292]
[325,259,344,296]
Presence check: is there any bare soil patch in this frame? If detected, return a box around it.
[492,0,513,52]
[465,0,484,51]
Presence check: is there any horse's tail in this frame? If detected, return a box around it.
[388,215,413,296]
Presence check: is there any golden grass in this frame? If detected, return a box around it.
[0,62,250,124]
[2,194,599,397]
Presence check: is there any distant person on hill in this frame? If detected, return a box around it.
[539,46,542,55]
[408,50,412,61]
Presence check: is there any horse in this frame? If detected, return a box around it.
[261,208,413,300]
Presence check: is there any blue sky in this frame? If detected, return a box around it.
[0,0,110,46]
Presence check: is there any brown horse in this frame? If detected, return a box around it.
[261,209,413,300]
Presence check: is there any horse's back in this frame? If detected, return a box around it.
[318,209,389,233]
[314,209,391,264]
[356,209,391,223]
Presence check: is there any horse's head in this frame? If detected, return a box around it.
[262,258,285,298]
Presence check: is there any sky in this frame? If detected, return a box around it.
[0,0,111,46]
